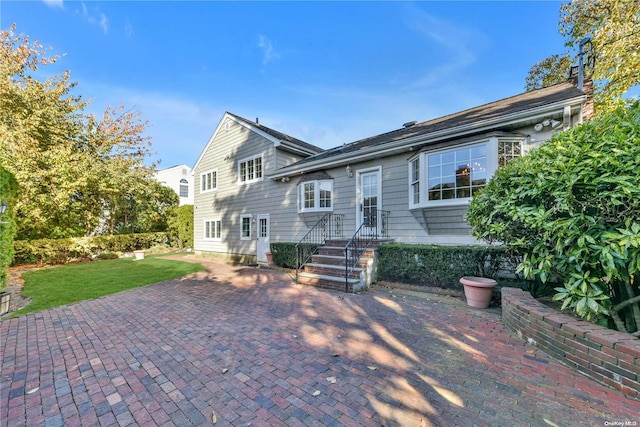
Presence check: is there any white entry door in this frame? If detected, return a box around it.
[257,214,270,264]
[357,169,381,235]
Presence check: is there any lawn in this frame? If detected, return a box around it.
[11,255,205,316]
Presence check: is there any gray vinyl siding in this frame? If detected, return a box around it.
[194,121,312,257]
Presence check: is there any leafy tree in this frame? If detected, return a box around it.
[525,0,639,113]
[467,102,640,334]
[0,25,156,239]
[560,0,640,112]
[134,181,179,233]
[525,54,572,91]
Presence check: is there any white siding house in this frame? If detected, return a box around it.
[193,81,591,287]
[155,165,194,206]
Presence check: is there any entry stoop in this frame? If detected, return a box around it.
[296,239,391,293]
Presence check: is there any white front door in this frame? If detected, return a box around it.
[357,168,381,235]
[257,214,270,264]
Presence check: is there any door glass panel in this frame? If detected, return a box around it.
[259,218,267,238]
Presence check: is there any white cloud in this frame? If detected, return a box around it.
[99,13,108,35]
[257,35,281,65]
[124,20,133,38]
[75,2,109,35]
[43,0,64,9]
[402,4,489,90]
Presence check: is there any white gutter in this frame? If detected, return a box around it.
[269,95,585,179]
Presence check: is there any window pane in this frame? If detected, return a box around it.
[304,182,314,208]
[412,182,419,204]
[441,151,455,164]
[242,217,251,238]
[215,220,221,238]
[212,171,217,189]
[428,165,440,180]
[319,180,332,208]
[240,162,246,182]
[180,184,188,197]
[255,157,262,178]
[247,159,254,180]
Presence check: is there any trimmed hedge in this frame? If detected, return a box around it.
[270,242,320,269]
[377,244,519,290]
[12,232,169,266]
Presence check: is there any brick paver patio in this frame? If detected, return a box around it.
[1,255,639,426]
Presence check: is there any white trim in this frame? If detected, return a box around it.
[237,155,264,185]
[203,218,222,241]
[269,97,585,180]
[240,214,253,240]
[297,179,334,213]
[256,214,271,264]
[409,136,527,209]
[200,169,218,193]
[355,166,382,232]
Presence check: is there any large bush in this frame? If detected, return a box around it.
[0,167,18,289]
[167,205,193,249]
[468,101,640,333]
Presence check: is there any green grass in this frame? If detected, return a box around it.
[11,255,205,316]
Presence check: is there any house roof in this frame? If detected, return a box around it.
[193,111,324,171]
[269,81,587,178]
[226,113,324,155]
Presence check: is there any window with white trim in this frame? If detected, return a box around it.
[240,215,252,240]
[428,145,487,201]
[204,219,221,240]
[410,158,420,205]
[179,179,189,198]
[409,137,524,208]
[201,170,217,193]
[498,139,523,167]
[238,156,263,184]
[297,180,333,213]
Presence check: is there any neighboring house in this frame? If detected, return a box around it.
[155,164,194,206]
[193,81,591,289]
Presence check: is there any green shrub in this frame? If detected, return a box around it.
[270,242,320,269]
[468,101,640,333]
[12,232,169,266]
[167,205,193,249]
[0,166,18,289]
[377,244,519,290]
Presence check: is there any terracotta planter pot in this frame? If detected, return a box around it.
[265,251,274,266]
[460,276,497,309]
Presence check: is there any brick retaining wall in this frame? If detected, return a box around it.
[501,287,640,398]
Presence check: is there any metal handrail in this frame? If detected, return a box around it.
[343,210,389,292]
[295,213,344,282]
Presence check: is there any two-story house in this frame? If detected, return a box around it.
[193,81,591,289]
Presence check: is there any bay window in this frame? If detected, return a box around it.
[409,137,523,208]
[298,180,333,213]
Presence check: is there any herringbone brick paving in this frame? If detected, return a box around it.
[1,255,639,426]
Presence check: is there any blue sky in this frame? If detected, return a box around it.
[2,1,568,169]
